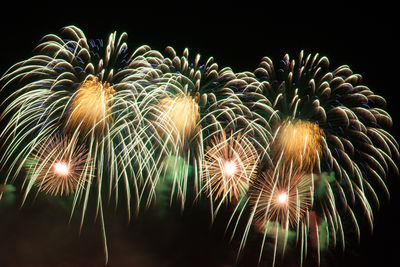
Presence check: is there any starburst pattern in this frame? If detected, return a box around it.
[25,135,90,196]
[202,132,259,203]
[250,166,313,230]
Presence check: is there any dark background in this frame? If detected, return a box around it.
[0,6,399,267]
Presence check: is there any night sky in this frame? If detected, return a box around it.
[0,6,399,267]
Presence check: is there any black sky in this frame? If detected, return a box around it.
[0,6,399,267]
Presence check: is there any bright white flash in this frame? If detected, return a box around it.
[53,161,69,176]
[278,192,288,204]
[224,160,237,177]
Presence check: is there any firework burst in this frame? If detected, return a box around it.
[0,26,398,267]
[0,26,169,262]
[250,166,313,230]
[202,131,259,205]
[0,25,165,207]
[25,135,90,196]
[232,50,400,265]
[248,164,314,265]
[145,46,265,208]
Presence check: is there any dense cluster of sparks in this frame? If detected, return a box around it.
[0,26,398,266]
[66,76,115,134]
[202,132,259,203]
[250,166,313,230]
[273,120,325,172]
[25,135,90,196]
[157,94,200,143]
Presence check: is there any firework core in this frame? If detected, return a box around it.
[277,192,288,204]
[53,161,69,176]
[223,160,237,177]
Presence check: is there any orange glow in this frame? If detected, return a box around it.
[66,76,115,134]
[274,120,325,172]
[158,94,200,141]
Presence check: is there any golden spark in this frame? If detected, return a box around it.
[66,76,115,134]
[273,120,325,172]
[157,94,200,142]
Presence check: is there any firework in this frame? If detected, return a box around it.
[250,166,313,230]
[146,46,265,207]
[234,50,399,265]
[25,135,90,196]
[0,26,168,262]
[0,25,166,207]
[0,26,398,267]
[247,164,314,265]
[202,131,259,204]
